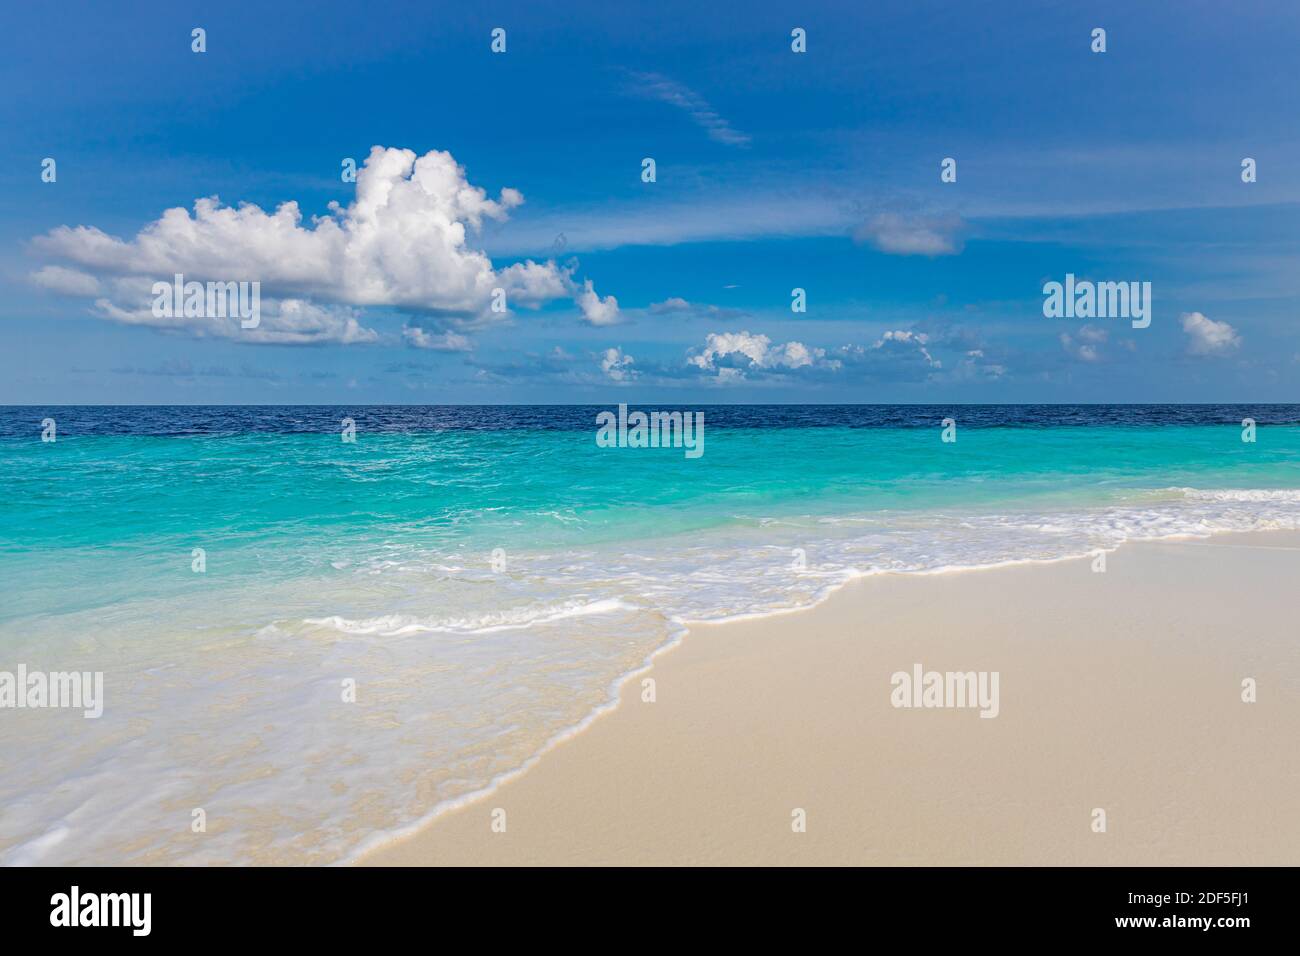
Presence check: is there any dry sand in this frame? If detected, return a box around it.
[360,531,1300,866]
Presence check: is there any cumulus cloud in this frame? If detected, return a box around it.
[599,346,637,382]
[30,146,615,345]
[827,329,945,381]
[631,73,750,147]
[403,326,472,352]
[576,279,620,326]
[685,326,979,385]
[871,329,939,366]
[853,213,964,256]
[1180,311,1240,356]
[688,330,829,381]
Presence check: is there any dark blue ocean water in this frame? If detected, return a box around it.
[3,403,1299,437]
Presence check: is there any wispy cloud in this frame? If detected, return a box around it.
[647,297,747,321]
[630,72,750,147]
[853,213,965,257]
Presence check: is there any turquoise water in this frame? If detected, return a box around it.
[5,422,1297,616]
[1,406,1298,864]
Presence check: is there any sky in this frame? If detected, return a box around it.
[2,0,1298,404]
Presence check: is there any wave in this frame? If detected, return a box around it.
[1172,487,1300,503]
[303,597,637,636]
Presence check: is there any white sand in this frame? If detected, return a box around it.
[360,531,1300,866]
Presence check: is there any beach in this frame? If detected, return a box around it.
[5,406,1300,866]
[360,530,1300,866]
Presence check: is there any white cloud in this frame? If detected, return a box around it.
[1077,324,1108,344]
[577,279,620,326]
[1059,331,1100,362]
[1180,311,1240,355]
[689,330,828,381]
[777,340,817,368]
[872,329,938,366]
[631,73,750,147]
[486,192,854,256]
[30,265,101,296]
[955,349,1005,379]
[1060,325,1108,362]
[91,286,378,345]
[854,213,964,256]
[646,296,744,320]
[403,327,472,351]
[599,347,637,382]
[30,146,615,344]
[649,297,691,314]
[1055,324,1110,363]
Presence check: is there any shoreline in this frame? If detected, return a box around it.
[358,528,1300,866]
[343,540,1104,865]
[343,536,1099,865]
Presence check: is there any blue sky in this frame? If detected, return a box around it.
[2,0,1298,404]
